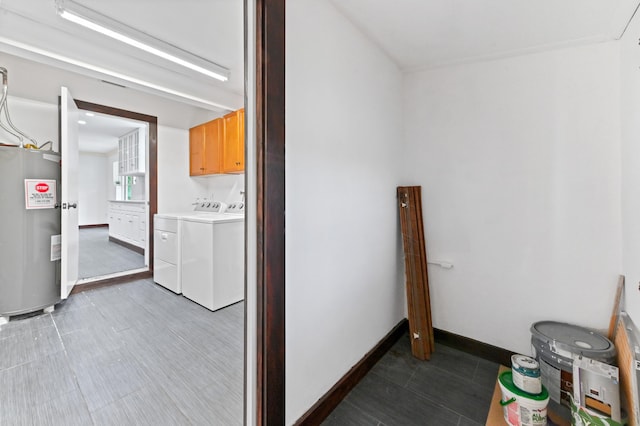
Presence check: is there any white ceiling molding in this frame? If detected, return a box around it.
[607,0,640,39]
[329,0,640,72]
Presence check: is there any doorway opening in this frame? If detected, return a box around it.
[72,99,157,289]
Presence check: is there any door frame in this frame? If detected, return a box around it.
[253,0,286,424]
[74,99,158,273]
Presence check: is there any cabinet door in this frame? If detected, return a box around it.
[125,135,132,174]
[113,212,125,237]
[189,125,206,176]
[203,118,223,174]
[128,214,139,243]
[118,140,125,175]
[130,132,139,173]
[117,129,145,176]
[222,109,244,173]
[238,108,245,170]
[108,209,116,235]
[138,211,147,245]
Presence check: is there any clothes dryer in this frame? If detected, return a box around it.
[180,213,243,311]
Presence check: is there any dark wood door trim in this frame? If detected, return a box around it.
[255,0,286,424]
[73,99,158,272]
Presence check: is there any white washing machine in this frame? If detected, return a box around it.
[153,201,226,294]
[181,204,244,311]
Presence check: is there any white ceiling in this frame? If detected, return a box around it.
[0,0,244,112]
[330,0,640,71]
[77,110,145,154]
[1,0,636,98]
[0,0,638,90]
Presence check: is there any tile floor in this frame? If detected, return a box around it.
[323,335,499,426]
[0,279,243,426]
[79,227,145,279]
[2,274,500,425]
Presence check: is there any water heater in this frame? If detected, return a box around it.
[0,146,61,324]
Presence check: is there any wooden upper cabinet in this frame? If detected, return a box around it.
[189,108,244,176]
[189,118,223,176]
[222,108,245,173]
[189,124,206,176]
[204,118,223,173]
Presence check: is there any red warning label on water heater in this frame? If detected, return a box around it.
[25,179,57,209]
[35,183,49,192]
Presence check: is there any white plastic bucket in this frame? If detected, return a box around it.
[499,371,550,426]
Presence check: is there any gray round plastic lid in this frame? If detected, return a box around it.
[530,321,615,356]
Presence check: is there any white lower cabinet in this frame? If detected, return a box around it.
[108,201,147,249]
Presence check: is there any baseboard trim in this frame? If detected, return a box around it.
[79,224,108,229]
[294,322,515,424]
[69,270,152,295]
[108,236,145,255]
[434,328,516,367]
[294,319,409,425]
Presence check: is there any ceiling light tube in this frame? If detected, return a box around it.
[55,0,229,82]
[0,36,235,111]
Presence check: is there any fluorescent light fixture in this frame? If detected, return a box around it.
[78,120,86,124]
[55,0,229,82]
[85,112,95,117]
[0,37,235,111]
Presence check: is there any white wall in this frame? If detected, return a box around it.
[403,42,622,354]
[0,96,57,150]
[620,12,640,322]
[78,152,109,225]
[286,0,405,423]
[130,176,146,201]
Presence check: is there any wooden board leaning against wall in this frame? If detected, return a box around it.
[397,185,435,360]
[189,108,245,176]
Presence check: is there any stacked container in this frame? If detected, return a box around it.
[511,355,542,394]
[530,321,616,420]
[498,354,549,426]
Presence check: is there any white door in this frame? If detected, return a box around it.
[60,86,79,298]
